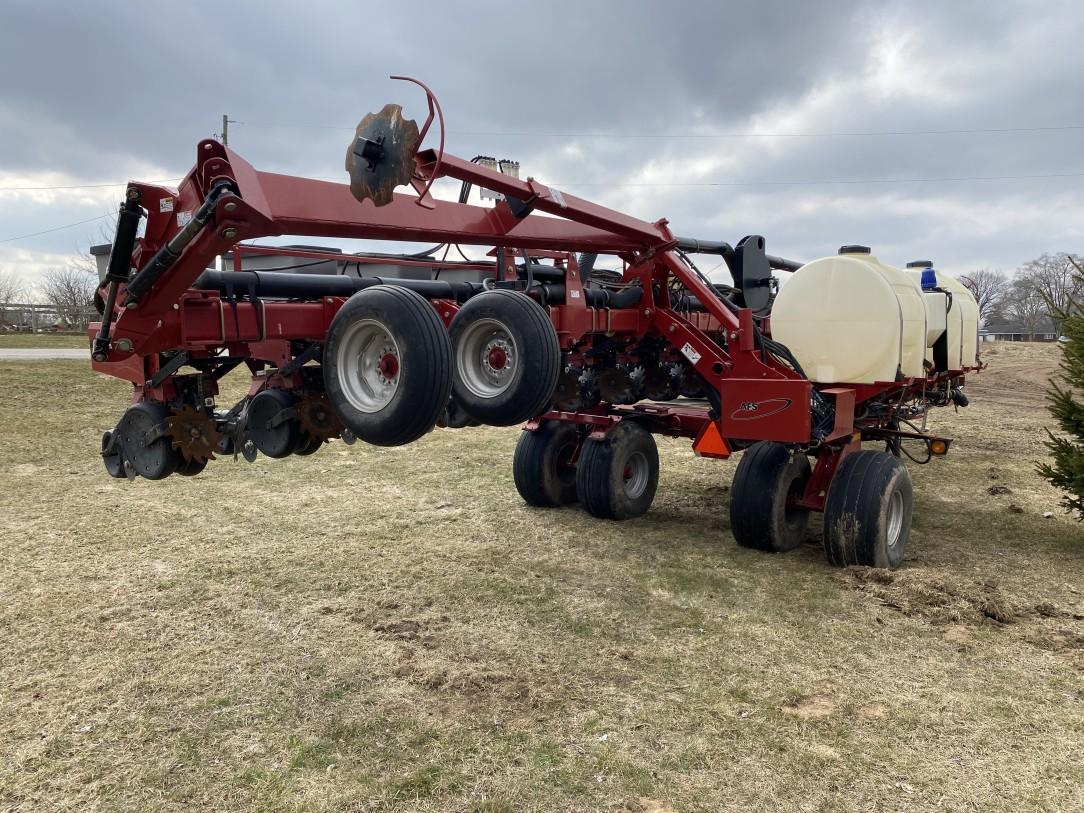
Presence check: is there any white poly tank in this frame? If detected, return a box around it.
[770,246,928,384]
[937,272,980,367]
[905,262,980,370]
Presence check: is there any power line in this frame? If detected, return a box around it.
[0,178,183,192]
[233,119,1084,139]
[0,214,112,245]
[548,171,1084,188]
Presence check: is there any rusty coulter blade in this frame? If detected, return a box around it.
[345,104,421,207]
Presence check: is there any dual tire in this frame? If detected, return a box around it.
[323,286,560,445]
[513,420,659,520]
[729,442,913,568]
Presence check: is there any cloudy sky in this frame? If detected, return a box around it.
[1,0,1081,286]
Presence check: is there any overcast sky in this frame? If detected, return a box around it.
[1,0,1081,284]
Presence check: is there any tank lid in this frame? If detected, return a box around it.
[838,244,871,255]
[906,260,934,269]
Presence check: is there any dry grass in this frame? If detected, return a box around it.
[0,342,1081,812]
[0,333,88,349]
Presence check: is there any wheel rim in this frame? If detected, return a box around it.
[336,319,401,413]
[622,451,650,498]
[886,488,905,550]
[457,318,518,399]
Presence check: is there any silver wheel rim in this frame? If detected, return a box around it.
[623,451,650,498]
[886,488,905,549]
[336,319,401,413]
[457,318,517,399]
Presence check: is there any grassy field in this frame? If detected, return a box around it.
[0,342,1081,812]
[0,333,88,349]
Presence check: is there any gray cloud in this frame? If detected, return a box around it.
[0,0,1081,277]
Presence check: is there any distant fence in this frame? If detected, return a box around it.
[0,303,98,333]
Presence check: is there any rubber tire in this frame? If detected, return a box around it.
[449,289,560,426]
[729,442,811,552]
[513,422,581,507]
[576,422,659,520]
[823,450,913,569]
[323,285,452,447]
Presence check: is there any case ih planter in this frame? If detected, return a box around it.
[89,78,981,569]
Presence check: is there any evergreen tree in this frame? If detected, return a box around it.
[1038,257,1084,518]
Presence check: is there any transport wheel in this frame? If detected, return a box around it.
[823,450,913,569]
[449,289,560,426]
[576,421,659,520]
[729,442,811,552]
[513,421,581,507]
[101,430,125,479]
[177,456,208,476]
[323,285,452,446]
[115,402,181,480]
[247,389,301,459]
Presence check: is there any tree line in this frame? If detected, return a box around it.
[961,252,1084,337]
[0,264,98,331]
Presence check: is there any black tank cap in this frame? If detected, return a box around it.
[906,260,933,268]
[838,245,871,255]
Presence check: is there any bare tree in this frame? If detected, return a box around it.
[959,268,1010,324]
[1002,277,1047,339]
[0,270,27,329]
[1017,252,1083,333]
[37,266,97,331]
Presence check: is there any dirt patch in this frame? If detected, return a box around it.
[781,694,836,719]
[1021,628,1084,652]
[618,799,679,813]
[843,567,1019,625]
[943,625,971,645]
[857,703,889,719]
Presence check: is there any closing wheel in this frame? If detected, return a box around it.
[729,442,811,552]
[323,285,451,446]
[177,456,208,476]
[513,421,581,507]
[247,389,301,459]
[293,435,323,456]
[115,402,181,480]
[576,421,659,520]
[823,450,913,569]
[449,289,560,426]
[101,430,125,479]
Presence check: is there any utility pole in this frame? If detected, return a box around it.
[221,114,229,146]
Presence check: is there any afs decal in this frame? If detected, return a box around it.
[730,397,793,421]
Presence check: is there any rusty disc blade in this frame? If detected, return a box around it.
[345,104,421,207]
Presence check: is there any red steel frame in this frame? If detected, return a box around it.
[90,134,976,509]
